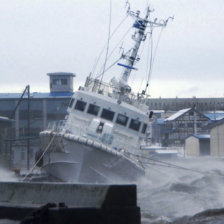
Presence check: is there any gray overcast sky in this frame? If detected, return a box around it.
[0,0,224,98]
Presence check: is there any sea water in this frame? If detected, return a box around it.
[1,157,224,223]
[138,157,224,223]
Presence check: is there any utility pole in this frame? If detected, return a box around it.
[27,85,30,170]
[11,85,31,170]
[193,106,197,135]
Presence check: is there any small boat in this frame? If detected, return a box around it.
[38,4,172,183]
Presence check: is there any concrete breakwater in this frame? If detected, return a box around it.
[0,182,140,224]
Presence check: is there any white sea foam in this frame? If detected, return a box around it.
[138,157,224,223]
[0,167,17,182]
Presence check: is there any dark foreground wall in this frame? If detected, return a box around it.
[0,182,140,224]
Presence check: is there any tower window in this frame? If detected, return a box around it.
[61,79,67,85]
[53,79,68,85]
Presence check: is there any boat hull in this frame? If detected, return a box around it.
[40,131,144,183]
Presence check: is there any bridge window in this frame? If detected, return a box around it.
[101,109,114,121]
[87,104,100,116]
[74,100,86,111]
[141,123,147,134]
[116,114,128,126]
[129,119,141,131]
[69,98,75,108]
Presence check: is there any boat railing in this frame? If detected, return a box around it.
[84,77,150,107]
[46,120,66,132]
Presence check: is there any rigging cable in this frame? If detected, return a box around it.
[91,14,128,76]
[106,26,132,63]
[95,25,132,79]
[138,31,152,93]
[130,35,147,92]
[95,56,122,80]
[22,135,56,181]
[144,30,153,93]
[145,0,150,8]
[144,27,164,94]
[99,0,112,89]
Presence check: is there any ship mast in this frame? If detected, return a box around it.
[119,8,150,86]
[117,4,173,98]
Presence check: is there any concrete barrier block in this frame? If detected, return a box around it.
[0,182,140,224]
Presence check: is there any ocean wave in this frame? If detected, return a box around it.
[172,207,224,224]
[139,157,224,223]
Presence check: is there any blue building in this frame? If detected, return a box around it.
[0,116,13,155]
[0,72,75,169]
[0,72,75,142]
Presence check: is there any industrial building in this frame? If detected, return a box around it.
[161,108,210,146]
[148,97,224,111]
[0,72,75,139]
[0,72,75,168]
[0,116,13,155]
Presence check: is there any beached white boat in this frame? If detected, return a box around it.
[38,4,172,183]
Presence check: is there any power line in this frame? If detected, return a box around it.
[95,25,132,79]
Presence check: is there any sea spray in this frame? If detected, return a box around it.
[0,167,17,182]
[138,157,224,223]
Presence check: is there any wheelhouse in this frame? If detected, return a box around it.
[67,90,149,136]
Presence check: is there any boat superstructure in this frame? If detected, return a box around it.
[39,4,172,183]
[40,90,149,182]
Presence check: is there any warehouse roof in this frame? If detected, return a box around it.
[192,134,210,140]
[0,116,13,123]
[47,72,75,77]
[165,108,191,121]
[210,118,224,129]
[204,112,224,121]
[185,134,210,140]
